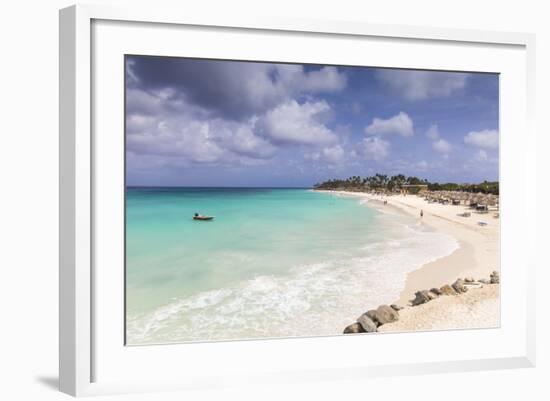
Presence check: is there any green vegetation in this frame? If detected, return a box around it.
[314,174,499,195]
[427,180,499,194]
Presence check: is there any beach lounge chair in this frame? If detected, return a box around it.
[476,204,489,214]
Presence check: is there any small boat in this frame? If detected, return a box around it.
[193,214,214,221]
[477,221,488,226]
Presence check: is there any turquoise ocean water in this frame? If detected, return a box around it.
[126,188,458,344]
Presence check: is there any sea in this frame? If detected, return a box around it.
[125,187,458,345]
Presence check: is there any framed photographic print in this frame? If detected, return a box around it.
[59,4,536,396]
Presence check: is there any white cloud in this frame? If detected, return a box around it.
[364,112,414,137]
[126,114,158,134]
[258,100,338,146]
[126,88,164,116]
[475,149,488,161]
[125,58,139,85]
[425,124,440,140]
[126,88,278,167]
[126,88,210,121]
[376,70,468,100]
[306,144,345,165]
[464,129,499,149]
[125,58,350,175]
[462,148,499,172]
[357,137,390,161]
[128,118,276,167]
[426,124,453,158]
[321,145,345,164]
[127,119,225,163]
[433,138,452,153]
[125,88,343,172]
[214,120,277,159]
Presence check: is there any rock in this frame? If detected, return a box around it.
[365,305,400,325]
[365,309,379,325]
[343,322,365,334]
[452,278,468,293]
[464,277,475,283]
[357,314,378,332]
[490,270,500,284]
[430,287,442,296]
[427,291,439,300]
[390,304,403,311]
[412,290,432,305]
[375,305,399,324]
[478,278,491,284]
[439,284,458,295]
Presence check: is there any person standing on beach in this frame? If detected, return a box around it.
[420,209,424,218]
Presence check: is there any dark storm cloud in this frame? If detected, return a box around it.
[127,56,347,120]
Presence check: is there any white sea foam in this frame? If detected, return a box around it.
[127,222,459,345]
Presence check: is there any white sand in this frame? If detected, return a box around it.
[317,190,500,331]
[378,284,500,332]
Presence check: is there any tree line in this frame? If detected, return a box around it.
[313,174,499,195]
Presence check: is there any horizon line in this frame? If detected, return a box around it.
[126,185,314,189]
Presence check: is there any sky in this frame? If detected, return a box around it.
[125,55,499,187]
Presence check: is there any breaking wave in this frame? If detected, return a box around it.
[127,220,458,345]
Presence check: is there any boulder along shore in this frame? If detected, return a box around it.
[344,271,500,334]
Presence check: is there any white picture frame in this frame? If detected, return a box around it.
[59,4,536,397]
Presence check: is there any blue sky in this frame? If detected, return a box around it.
[126,56,499,187]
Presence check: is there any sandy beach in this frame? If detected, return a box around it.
[378,284,500,332]
[318,190,500,331]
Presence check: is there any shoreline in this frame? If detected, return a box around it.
[316,190,500,307]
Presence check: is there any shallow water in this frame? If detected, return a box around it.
[126,188,458,344]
